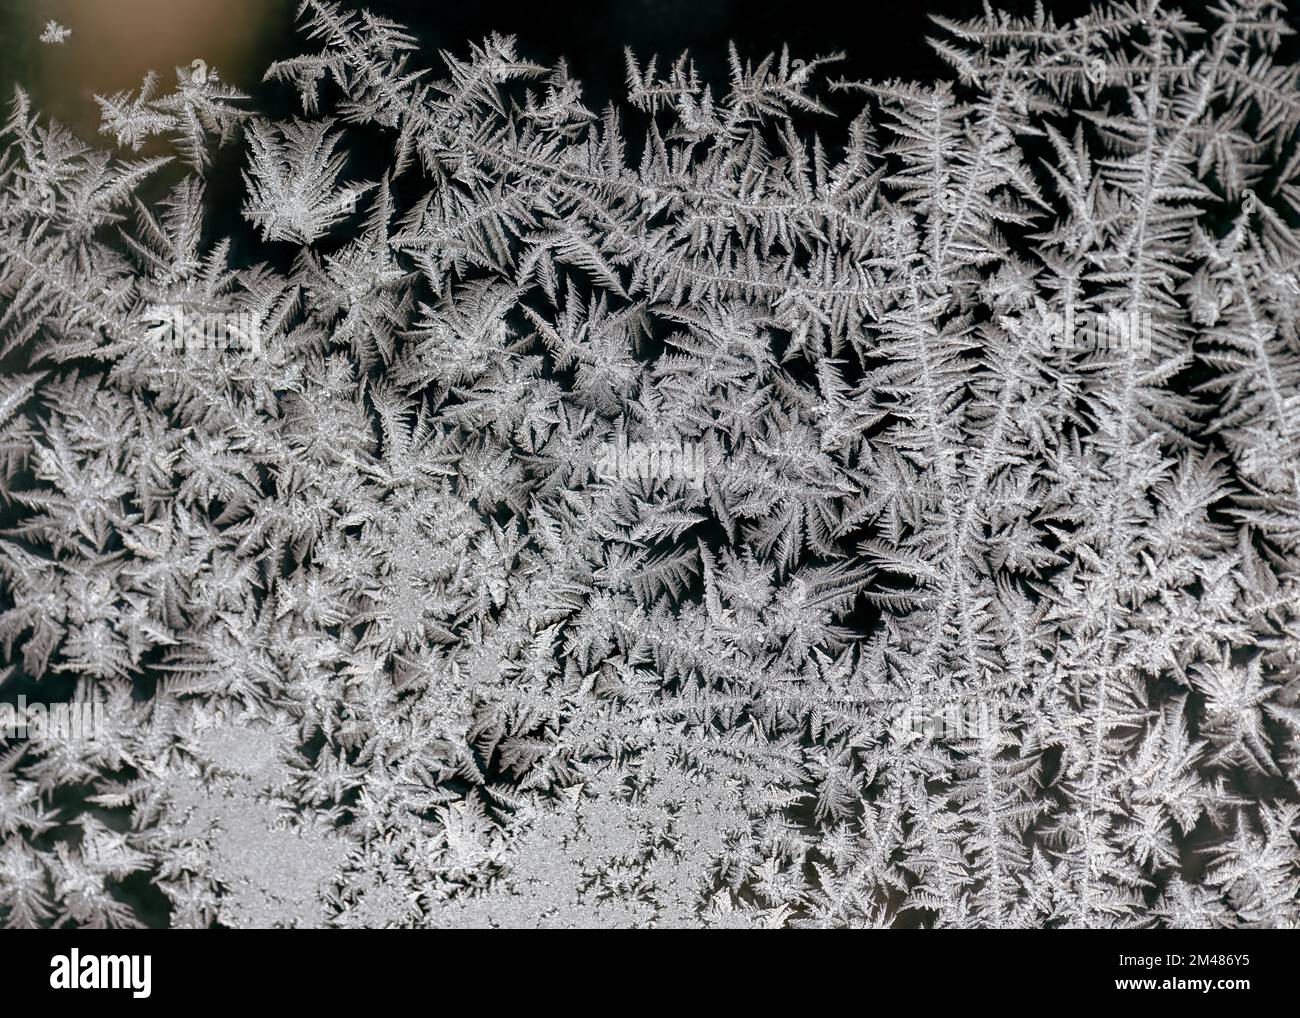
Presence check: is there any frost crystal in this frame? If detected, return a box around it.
[1,0,1299,929]
[38,22,71,46]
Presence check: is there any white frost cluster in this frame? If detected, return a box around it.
[1,0,1299,928]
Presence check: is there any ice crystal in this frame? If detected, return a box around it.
[1,0,1299,928]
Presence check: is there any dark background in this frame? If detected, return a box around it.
[364,0,1101,109]
[0,0,1105,126]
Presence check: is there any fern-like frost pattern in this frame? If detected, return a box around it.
[1,0,1299,928]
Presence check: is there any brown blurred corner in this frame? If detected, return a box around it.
[13,0,289,136]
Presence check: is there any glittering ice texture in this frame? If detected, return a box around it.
[1,0,1299,928]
